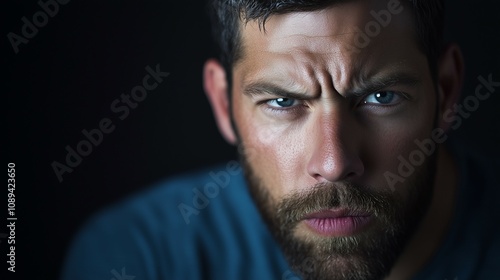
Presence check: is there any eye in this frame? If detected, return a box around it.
[363,91,401,105]
[266,98,299,108]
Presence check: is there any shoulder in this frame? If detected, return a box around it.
[60,161,289,280]
[452,142,500,278]
[415,140,500,279]
[454,141,500,220]
[82,160,246,238]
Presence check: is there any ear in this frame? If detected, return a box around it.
[436,43,465,131]
[203,59,237,145]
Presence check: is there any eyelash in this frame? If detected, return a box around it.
[260,91,409,113]
[357,91,408,108]
[261,101,308,115]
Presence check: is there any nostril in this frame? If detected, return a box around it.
[307,151,365,183]
[344,171,357,179]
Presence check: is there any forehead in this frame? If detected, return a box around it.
[235,1,425,93]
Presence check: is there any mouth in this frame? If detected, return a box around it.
[302,209,373,237]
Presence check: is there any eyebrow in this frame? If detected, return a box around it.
[350,73,421,96]
[243,73,421,99]
[243,83,311,100]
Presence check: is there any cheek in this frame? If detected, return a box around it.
[363,94,437,193]
[234,103,307,199]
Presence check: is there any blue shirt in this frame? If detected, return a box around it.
[61,144,500,280]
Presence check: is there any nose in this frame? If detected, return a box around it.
[306,108,365,182]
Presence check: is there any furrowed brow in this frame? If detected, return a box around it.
[350,73,421,96]
[243,82,310,99]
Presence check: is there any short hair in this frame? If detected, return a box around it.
[208,0,445,85]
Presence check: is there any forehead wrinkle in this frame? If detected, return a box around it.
[286,49,323,95]
[238,2,420,97]
[269,32,372,96]
[274,38,366,97]
[269,32,358,54]
[239,52,314,95]
[247,43,370,98]
[315,68,338,99]
[329,54,367,95]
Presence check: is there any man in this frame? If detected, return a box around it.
[61,0,499,279]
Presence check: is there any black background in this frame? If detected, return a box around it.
[4,0,500,279]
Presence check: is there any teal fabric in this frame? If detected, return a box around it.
[61,162,292,280]
[413,142,500,279]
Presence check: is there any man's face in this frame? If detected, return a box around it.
[230,1,438,279]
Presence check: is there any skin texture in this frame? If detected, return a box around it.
[204,0,463,279]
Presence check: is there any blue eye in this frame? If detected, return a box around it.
[267,98,298,108]
[363,91,399,105]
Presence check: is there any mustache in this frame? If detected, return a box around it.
[276,182,398,228]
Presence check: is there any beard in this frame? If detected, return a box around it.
[238,146,436,280]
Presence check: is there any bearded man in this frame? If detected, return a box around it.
[62,1,500,279]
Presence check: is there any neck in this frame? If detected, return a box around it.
[386,145,458,279]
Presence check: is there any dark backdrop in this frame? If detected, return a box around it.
[4,1,500,279]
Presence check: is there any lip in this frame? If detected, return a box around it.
[302,209,373,237]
